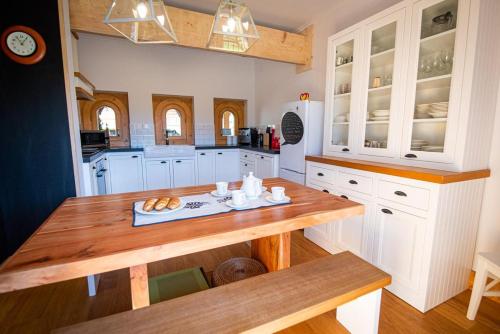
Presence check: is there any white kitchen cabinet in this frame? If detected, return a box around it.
[240,149,280,179]
[324,0,499,172]
[305,160,486,312]
[172,159,196,188]
[215,150,240,182]
[255,154,275,179]
[196,151,215,185]
[240,160,254,179]
[145,160,171,190]
[375,205,426,294]
[107,153,144,194]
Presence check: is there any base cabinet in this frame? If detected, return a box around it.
[196,151,215,185]
[108,154,144,194]
[215,151,240,182]
[145,160,171,190]
[305,160,485,312]
[172,159,195,188]
[240,150,279,179]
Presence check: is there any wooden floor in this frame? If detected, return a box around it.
[0,231,498,333]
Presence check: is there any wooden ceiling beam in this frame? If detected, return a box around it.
[69,0,312,65]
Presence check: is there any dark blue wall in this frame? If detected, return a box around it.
[0,0,76,262]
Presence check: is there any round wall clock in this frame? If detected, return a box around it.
[1,25,46,65]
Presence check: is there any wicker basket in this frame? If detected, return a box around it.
[212,257,267,287]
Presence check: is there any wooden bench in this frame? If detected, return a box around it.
[54,252,391,334]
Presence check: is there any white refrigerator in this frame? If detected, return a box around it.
[279,101,324,185]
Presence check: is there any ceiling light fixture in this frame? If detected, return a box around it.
[207,0,259,53]
[104,0,177,44]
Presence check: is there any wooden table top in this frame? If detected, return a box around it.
[0,178,363,293]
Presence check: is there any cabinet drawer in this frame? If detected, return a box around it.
[240,151,255,162]
[378,180,430,211]
[308,165,336,185]
[338,171,372,195]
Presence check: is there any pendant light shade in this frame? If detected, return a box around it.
[207,0,259,53]
[104,0,177,44]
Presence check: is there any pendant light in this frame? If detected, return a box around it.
[207,0,259,53]
[104,0,177,44]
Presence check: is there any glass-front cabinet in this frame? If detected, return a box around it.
[358,9,406,157]
[324,30,361,153]
[401,0,467,163]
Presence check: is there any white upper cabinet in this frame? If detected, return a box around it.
[401,0,468,163]
[324,0,498,171]
[324,29,361,154]
[358,9,407,157]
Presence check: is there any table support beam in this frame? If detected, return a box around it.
[251,232,291,272]
[130,264,150,310]
[337,289,382,334]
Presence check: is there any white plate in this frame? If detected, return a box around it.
[225,200,250,210]
[371,110,390,117]
[210,190,232,197]
[135,199,185,215]
[264,195,291,204]
[429,112,448,118]
[369,116,390,121]
[422,145,444,152]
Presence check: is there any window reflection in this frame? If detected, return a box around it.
[97,106,118,136]
[166,109,182,137]
[221,110,235,136]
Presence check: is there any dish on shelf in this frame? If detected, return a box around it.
[335,114,347,122]
[421,145,444,152]
[371,109,390,117]
[368,116,390,121]
[414,112,430,119]
[428,111,448,118]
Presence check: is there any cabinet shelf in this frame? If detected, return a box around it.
[366,120,390,125]
[416,74,451,90]
[420,28,456,44]
[335,62,353,70]
[368,85,392,97]
[370,48,395,68]
[333,122,350,125]
[413,117,447,123]
[334,92,351,98]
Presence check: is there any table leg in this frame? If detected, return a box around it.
[251,232,291,272]
[130,264,150,309]
[337,289,382,334]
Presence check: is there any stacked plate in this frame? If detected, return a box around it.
[428,102,448,118]
[411,139,428,151]
[414,104,430,119]
[368,109,390,121]
[421,145,444,152]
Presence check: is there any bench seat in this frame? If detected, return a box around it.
[54,252,391,334]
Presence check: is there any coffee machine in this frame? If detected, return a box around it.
[238,128,251,145]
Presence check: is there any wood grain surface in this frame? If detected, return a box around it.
[0,178,363,293]
[306,156,490,184]
[53,252,391,334]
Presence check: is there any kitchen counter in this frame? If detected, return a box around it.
[82,147,143,163]
[195,145,280,155]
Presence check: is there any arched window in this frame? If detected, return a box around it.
[97,106,118,136]
[221,110,236,136]
[165,109,182,137]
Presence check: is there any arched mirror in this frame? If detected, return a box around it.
[165,108,182,137]
[221,110,236,136]
[97,105,118,136]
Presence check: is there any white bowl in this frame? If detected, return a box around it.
[429,111,448,118]
[371,110,390,117]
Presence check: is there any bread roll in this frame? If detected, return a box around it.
[167,197,181,210]
[154,197,171,211]
[142,198,158,212]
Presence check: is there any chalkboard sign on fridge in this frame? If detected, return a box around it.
[281,112,304,145]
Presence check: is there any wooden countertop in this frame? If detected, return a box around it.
[306,156,490,184]
[0,178,363,293]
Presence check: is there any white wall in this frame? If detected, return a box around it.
[77,33,255,146]
[475,85,500,262]
[254,0,402,127]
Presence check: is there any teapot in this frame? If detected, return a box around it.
[241,172,263,199]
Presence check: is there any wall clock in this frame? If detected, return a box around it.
[1,25,46,65]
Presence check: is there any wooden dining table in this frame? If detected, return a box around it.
[0,178,363,309]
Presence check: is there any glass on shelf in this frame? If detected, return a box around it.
[420,0,458,39]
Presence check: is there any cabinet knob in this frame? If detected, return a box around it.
[176,160,181,163]
[244,155,247,157]
[132,155,138,158]
[322,189,329,194]
[218,152,223,155]
[381,208,393,215]
[161,161,167,164]
[348,180,358,185]
[260,156,264,159]
[394,190,407,197]
[200,153,206,156]
[244,163,248,166]
[317,172,324,177]
[342,148,350,152]
[405,153,417,158]
[340,195,348,200]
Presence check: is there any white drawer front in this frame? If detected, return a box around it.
[378,180,430,211]
[240,151,255,162]
[308,165,336,185]
[338,171,372,195]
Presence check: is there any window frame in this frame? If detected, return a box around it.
[214,98,246,145]
[153,95,194,145]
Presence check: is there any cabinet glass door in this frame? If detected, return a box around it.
[359,10,406,156]
[402,0,467,162]
[325,30,360,153]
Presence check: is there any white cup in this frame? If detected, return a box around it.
[232,190,247,206]
[216,181,228,195]
[271,187,286,201]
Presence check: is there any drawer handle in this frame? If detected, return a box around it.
[244,163,248,166]
[261,156,264,159]
[348,180,358,185]
[405,153,417,158]
[322,189,330,194]
[244,155,248,157]
[132,155,138,158]
[381,208,393,215]
[161,161,167,164]
[218,152,223,155]
[200,153,206,156]
[342,148,350,152]
[176,160,181,163]
[340,195,348,200]
[317,172,324,177]
[394,190,407,197]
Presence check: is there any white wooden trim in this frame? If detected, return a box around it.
[337,289,382,334]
